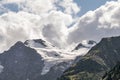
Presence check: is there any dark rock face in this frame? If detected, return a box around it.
[24,39,55,48]
[72,40,96,51]
[37,62,71,80]
[0,41,44,80]
[58,36,120,80]
[0,41,70,80]
[73,43,88,50]
[102,62,120,80]
[88,40,96,45]
[24,39,48,47]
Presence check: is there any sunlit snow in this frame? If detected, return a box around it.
[25,39,95,75]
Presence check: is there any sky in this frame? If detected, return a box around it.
[0,0,120,52]
[75,0,115,16]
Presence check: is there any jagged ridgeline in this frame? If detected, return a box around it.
[58,36,120,80]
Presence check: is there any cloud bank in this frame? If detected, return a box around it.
[68,0,120,44]
[0,0,80,52]
[0,0,120,52]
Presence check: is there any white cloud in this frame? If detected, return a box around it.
[42,11,73,48]
[2,0,23,3]
[57,0,80,15]
[0,11,43,52]
[0,11,69,52]
[0,0,119,53]
[0,0,80,16]
[22,0,55,15]
[68,0,120,44]
[0,0,80,52]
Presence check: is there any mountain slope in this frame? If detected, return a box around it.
[24,39,93,76]
[102,62,120,80]
[58,36,120,80]
[0,41,70,80]
[0,41,44,80]
[0,39,93,80]
[0,40,71,80]
[72,40,96,51]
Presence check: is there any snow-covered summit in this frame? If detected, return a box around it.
[24,39,55,49]
[0,38,97,80]
[73,40,96,51]
[23,39,96,75]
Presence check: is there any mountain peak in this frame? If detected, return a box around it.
[0,40,44,80]
[58,36,120,80]
[72,40,96,51]
[24,39,46,46]
[24,39,54,48]
[100,36,120,44]
[73,43,87,50]
[87,40,97,45]
[7,41,26,52]
[14,41,24,46]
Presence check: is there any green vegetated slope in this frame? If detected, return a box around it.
[58,36,120,80]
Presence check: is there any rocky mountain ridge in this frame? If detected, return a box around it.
[58,36,120,80]
[0,39,94,80]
